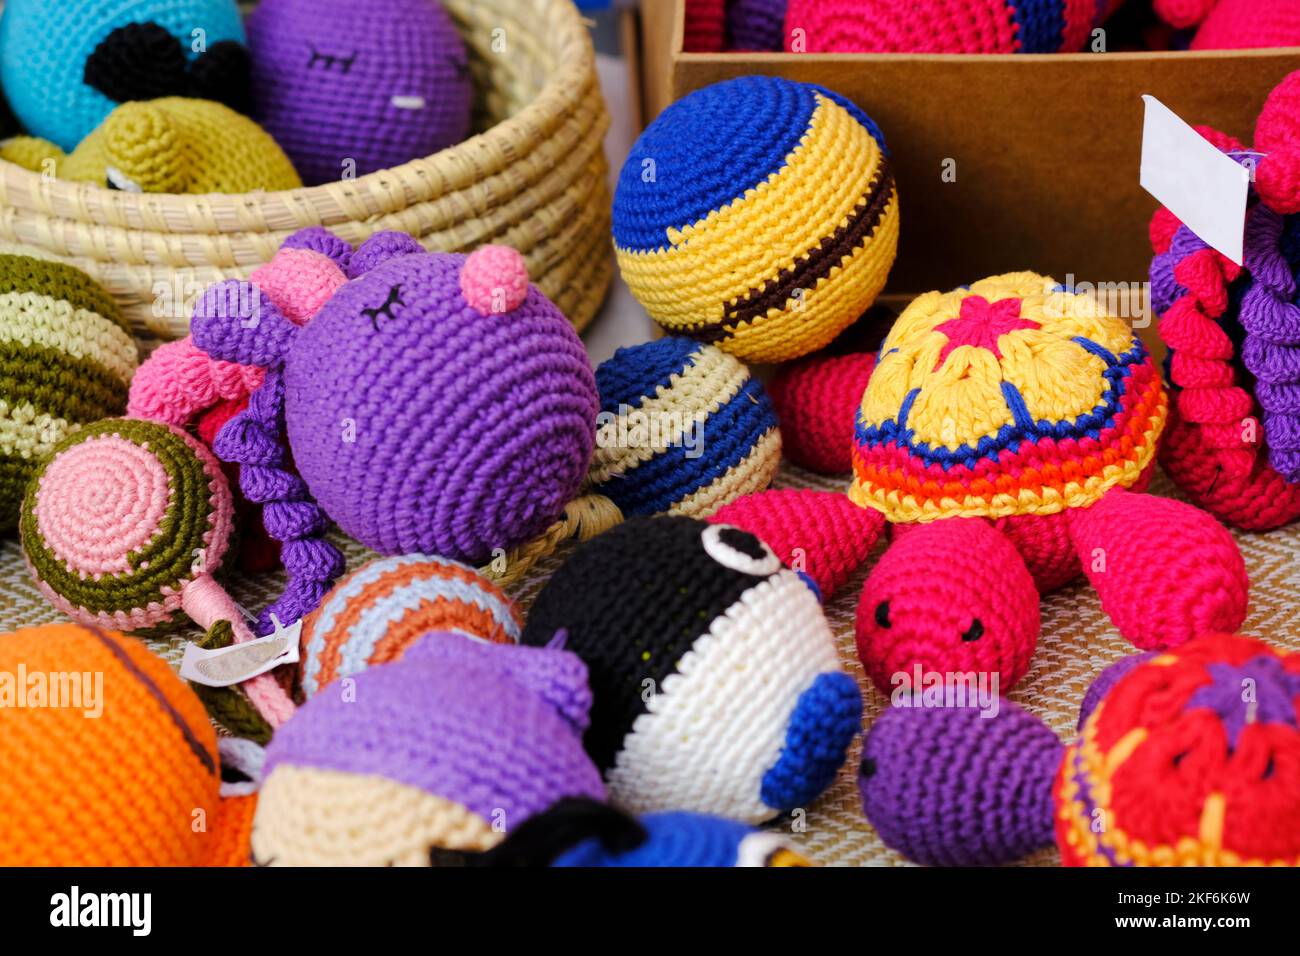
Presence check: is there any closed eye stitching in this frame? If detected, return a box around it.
[362,284,405,331]
[307,45,359,74]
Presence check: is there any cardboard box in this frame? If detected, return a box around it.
[634,0,1300,319]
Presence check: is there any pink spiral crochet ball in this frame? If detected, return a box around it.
[20,418,235,633]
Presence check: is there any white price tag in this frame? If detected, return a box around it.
[180,615,301,688]
[1139,94,1251,266]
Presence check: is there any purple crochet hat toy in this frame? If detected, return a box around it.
[251,630,606,866]
[247,0,473,185]
[190,228,597,635]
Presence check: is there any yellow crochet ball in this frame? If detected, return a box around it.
[612,76,899,364]
[2,97,302,194]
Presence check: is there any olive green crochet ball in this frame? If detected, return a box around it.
[0,254,137,532]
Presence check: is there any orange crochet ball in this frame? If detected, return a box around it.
[0,623,245,866]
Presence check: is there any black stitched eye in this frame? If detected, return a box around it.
[859,757,876,779]
[874,600,891,629]
[361,284,405,330]
[307,45,359,74]
[701,524,779,576]
[961,619,984,642]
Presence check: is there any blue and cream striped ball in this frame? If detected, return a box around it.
[589,337,781,518]
[613,76,899,363]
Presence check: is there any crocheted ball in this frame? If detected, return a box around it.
[281,250,597,562]
[1055,633,1300,866]
[769,351,877,474]
[727,0,788,50]
[522,516,861,824]
[1192,0,1300,49]
[24,97,303,193]
[297,553,523,700]
[613,76,899,364]
[19,418,236,634]
[0,0,249,151]
[852,272,1168,523]
[247,0,473,186]
[859,698,1064,866]
[782,0,1121,53]
[589,337,782,518]
[252,631,606,866]
[0,255,137,532]
[0,624,234,866]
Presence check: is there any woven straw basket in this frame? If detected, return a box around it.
[0,0,613,339]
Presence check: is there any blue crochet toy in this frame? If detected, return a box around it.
[465,798,815,867]
[0,0,248,151]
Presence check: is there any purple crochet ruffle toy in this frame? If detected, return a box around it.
[251,630,607,866]
[247,0,474,185]
[190,228,597,634]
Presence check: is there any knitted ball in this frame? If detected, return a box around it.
[1055,633,1300,866]
[727,0,788,50]
[20,418,236,634]
[0,0,249,152]
[247,0,473,186]
[851,272,1168,523]
[859,699,1064,866]
[0,255,137,532]
[297,553,523,700]
[856,518,1041,693]
[41,97,302,193]
[589,337,782,518]
[522,516,861,824]
[282,250,597,562]
[783,0,1122,53]
[613,76,899,364]
[0,624,231,865]
[252,631,606,866]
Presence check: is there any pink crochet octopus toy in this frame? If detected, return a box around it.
[712,273,1250,695]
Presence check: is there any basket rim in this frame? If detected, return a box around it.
[0,0,596,227]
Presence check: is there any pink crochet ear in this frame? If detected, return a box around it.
[461,245,531,316]
[1253,71,1300,214]
[1066,487,1248,651]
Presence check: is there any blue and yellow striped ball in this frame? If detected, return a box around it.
[589,337,781,518]
[613,76,899,364]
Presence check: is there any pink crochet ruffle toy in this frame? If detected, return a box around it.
[713,273,1250,695]
[1156,0,1300,50]
[1150,70,1300,532]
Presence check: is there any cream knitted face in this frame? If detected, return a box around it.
[251,766,499,867]
[604,569,841,823]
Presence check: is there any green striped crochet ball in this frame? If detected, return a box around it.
[0,254,137,532]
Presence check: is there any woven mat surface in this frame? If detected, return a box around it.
[2,465,1297,867]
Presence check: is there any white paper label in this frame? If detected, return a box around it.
[1139,94,1250,266]
[180,616,301,688]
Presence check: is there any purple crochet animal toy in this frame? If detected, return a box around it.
[251,630,606,866]
[190,228,597,635]
[247,0,473,184]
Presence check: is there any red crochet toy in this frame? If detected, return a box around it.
[1150,70,1300,532]
[716,273,1249,695]
[1156,0,1300,50]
